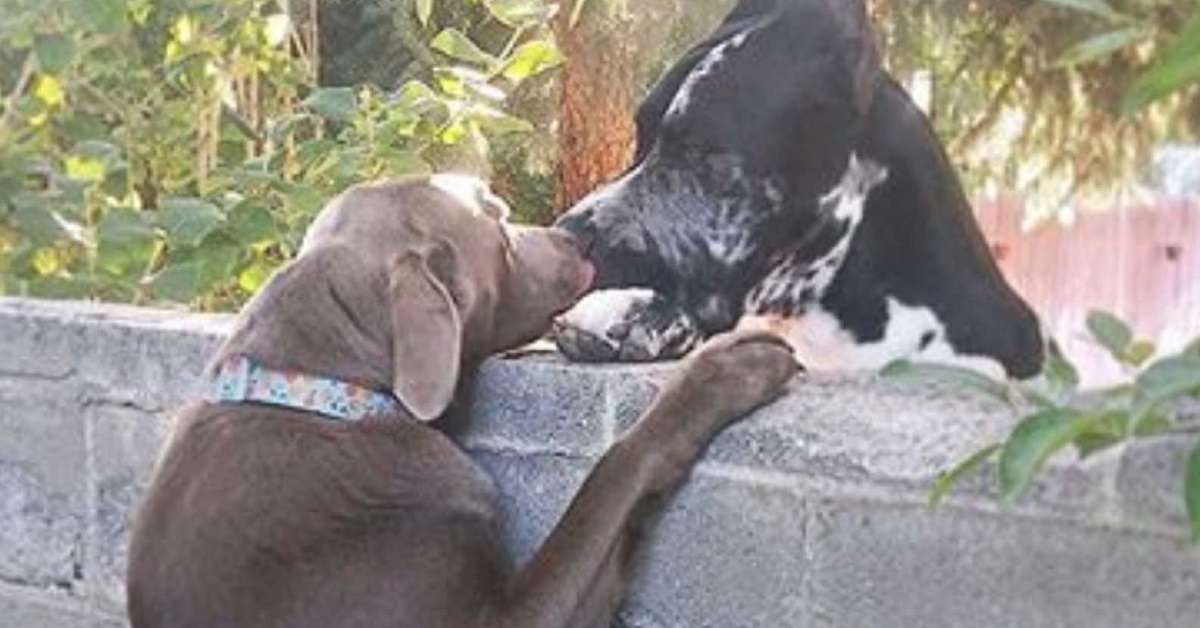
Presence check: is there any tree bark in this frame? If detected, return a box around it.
[553,9,641,209]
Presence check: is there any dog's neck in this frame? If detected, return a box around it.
[814,79,1043,377]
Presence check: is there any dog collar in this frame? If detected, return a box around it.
[208,355,402,422]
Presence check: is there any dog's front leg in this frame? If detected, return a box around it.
[489,330,798,628]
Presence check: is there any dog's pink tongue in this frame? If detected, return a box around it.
[575,261,596,297]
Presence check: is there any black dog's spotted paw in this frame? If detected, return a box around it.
[554,289,702,362]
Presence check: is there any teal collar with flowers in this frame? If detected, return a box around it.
[209,355,402,422]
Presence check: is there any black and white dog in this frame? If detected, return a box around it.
[554,0,1044,379]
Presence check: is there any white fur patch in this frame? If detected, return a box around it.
[576,161,774,270]
[555,288,699,361]
[667,28,757,116]
[558,288,659,339]
[429,173,511,220]
[739,298,1006,378]
[746,154,887,311]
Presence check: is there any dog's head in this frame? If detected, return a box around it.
[277,175,593,420]
[556,0,879,331]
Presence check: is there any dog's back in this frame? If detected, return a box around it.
[127,404,505,628]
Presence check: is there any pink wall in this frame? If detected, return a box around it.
[976,196,1200,386]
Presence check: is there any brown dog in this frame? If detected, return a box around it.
[126,175,798,628]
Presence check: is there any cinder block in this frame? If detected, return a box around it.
[706,375,1016,482]
[0,298,226,411]
[465,357,613,455]
[1115,437,1193,531]
[2,296,1199,628]
[89,405,173,613]
[0,588,122,628]
[807,502,1200,628]
[0,381,86,589]
[469,450,595,565]
[621,475,812,628]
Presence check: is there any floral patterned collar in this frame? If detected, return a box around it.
[208,355,403,422]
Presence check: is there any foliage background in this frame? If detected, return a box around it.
[1,0,1197,311]
[0,0,566,309]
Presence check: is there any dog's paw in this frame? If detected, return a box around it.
[554,288,701,362]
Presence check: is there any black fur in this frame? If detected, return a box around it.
[556,0,1043,378]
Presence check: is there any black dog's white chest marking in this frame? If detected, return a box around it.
[737,155,1006,377]
[746,155,884,314]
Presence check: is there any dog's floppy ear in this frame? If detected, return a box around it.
[388,248,463,422]
[832,0,879,115]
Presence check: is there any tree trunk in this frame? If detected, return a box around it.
[553,10,641,209]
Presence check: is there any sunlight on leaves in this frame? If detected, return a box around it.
[502,40,564,82]
[33,75,65,108]
[431,29,499,67]
[1187,440,1200,542]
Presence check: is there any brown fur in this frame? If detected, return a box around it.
[127,176,798,628]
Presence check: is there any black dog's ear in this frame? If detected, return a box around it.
[831,0,880,115]
[633,0,780,162]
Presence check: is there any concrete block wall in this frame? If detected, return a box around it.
[0,297,1197,627]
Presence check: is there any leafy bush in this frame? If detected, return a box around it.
[885,312,1200,540]
[0,0,561,309]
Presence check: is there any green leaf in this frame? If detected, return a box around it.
[1042,341,1080,403]
[880,360,1013,405]
[159,198,224,247]
[64,155,106,183]
[93,213,147,247]
[227,204,278,246]
[27,274,91,298]
[501,40,564,82]
[96,209,156,276]
[929,443,1002,510]
[376,148,430,176]
[1122,12,1200,113]
[1132,355,1200,420]
[33,74,65,108]
[1057,27,1143,66]
[33,34,75,74]
[11,196,64,244]
[998,409,1090,503]
[431,28,498,67]
[416,0,434,26]
[1035,0,1118,19]
[67,0,128,35]
[1185,338,1200,358]
[280,183,324,219]
[1087,310,1132,360]
[1187,439,1200,542]
[1124,340,1157,368]
[1072,410,1131,458]
[151,261,203,303]
[486,0,557,28]
[238,261,275,293]
[191,233,242,288]
[1132,412,1173,437]
[1074,432,1124,459]
[304,88,358,122]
